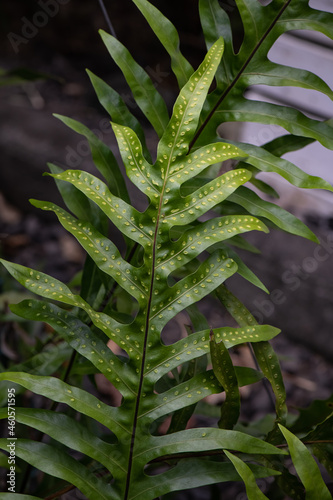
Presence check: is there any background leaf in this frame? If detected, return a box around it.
[279,425,332,500]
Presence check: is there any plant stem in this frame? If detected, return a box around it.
[248,343,276,411]
[189,0,292,150]
[97,0,117,38]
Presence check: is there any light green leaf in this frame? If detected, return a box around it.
[30,200,144,301]
[10,299,137,397]
[157,37,225,164]
[224,450,269,499]
[229,186,319,242]
[0,259,141,355]
[48,170,153,246]
[279,424,332,500]
[163,168,252,226]
[156,214,268,277]
[167,141,246,186]
[47,163,108,235]
[150,251,237,331]
[146,323,280,383]
[111,122,160,198]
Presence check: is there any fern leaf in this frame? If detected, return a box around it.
[216,286,288,429]
[224,450,269,499]
[234,141,333,192]
[196,0,333,218]
[215,245,269,292]
[29,200,145,302]
[156,214,268,276]
[146,324,280,383]
[47,170,153,246]
[228,186,319,242]
[47,163,108,235]
[53,114,129,201]
[134,427,287,463]
[0,495,41,499]
[111,123,161,197]
[210,332,240,429]
[0,372,123,433]
[279,425,332,500]
[132,0,194,88]
[87,69,152,162]
[10,300,136,397]
[129,459,280,500]
[99,30,169,138]
[0,407,124,475]
[0,439,115,500]
[3,8,332,493]
[164,169,252,225]
[0,343,72,406]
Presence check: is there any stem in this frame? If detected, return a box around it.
[189,0,292,150]
[97,0,117,38]
[149,439,333,463]
[248,343,276,411]
[44,468,110,500]
[44,437,333,499]
[124,72,189,497]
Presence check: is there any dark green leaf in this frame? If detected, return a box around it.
[224,450,269,499]
[0,439,115,500]
[210,331,240,429]
[99,30,169,138]
[132,0,193,88]
[279,424,332,500]
[53,114,130,202]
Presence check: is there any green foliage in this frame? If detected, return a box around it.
[1,1,333,498]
